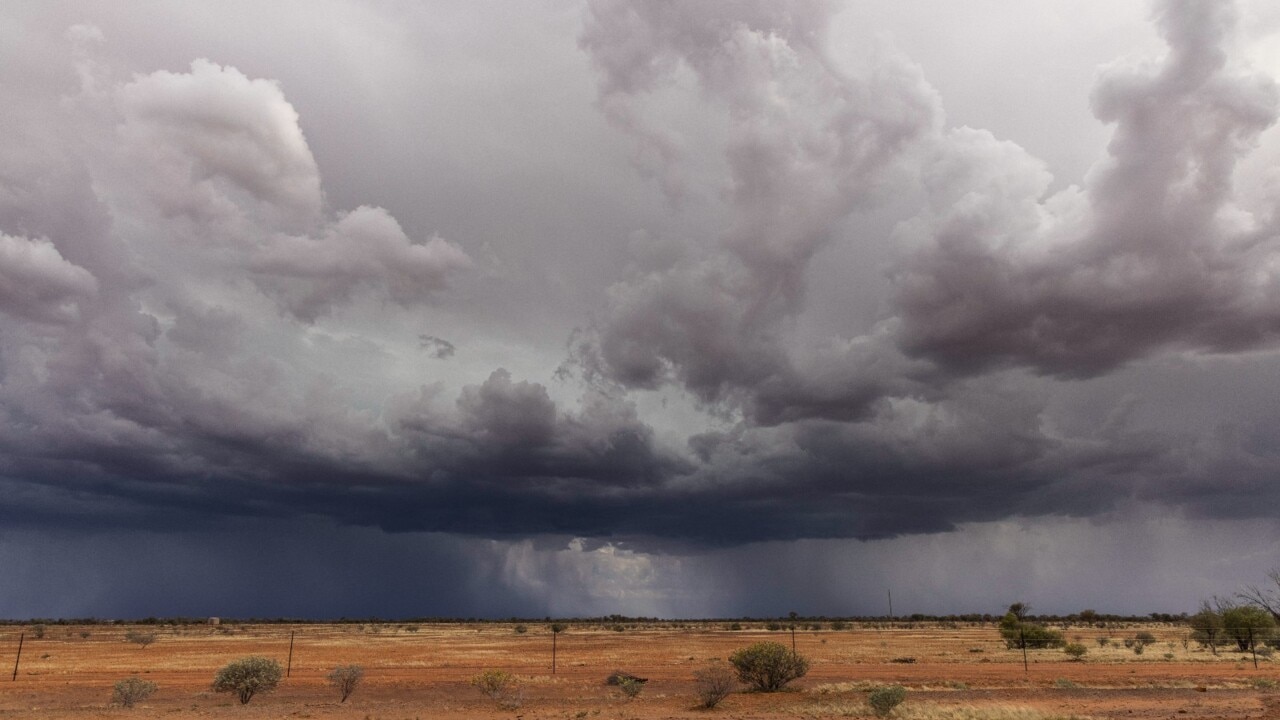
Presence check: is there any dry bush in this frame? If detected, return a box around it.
[124,629,157,648]
[112,677,157,708]
[327,664,363,703]
[471,669,521,709]
[694,662,737,708]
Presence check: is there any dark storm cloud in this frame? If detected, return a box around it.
[2,0,1280,594]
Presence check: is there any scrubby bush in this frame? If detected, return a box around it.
[514,624,527,634]
[1190,604,1224,654]
[471,669,515,699]
[693,662,736,708]
[112,677,157,708]
[124,630,157,648]
[617,677,644,699]
[212,656,283,705]
[1132,640,1146,655]
[1063,643,1088,661]
[728,641,808,692]
[1097,636,1110,647]
[327,664,363,703]
[867,685,906,717]
[30,624,45,639]
[1134,631,1157,644]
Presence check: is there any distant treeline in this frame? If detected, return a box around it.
[0,611,1190,626]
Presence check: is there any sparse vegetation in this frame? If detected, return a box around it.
[867,684,907,717]
[471,668,521,708]
[30,624,46,639]
[326,664,363,703]
[693,662,737,708]
[212,656,283,705]
[728,641,809,692]
[124,629,157,648]
[1063,643,1087,661]
[112,677,157,708]
[617,676,644,699]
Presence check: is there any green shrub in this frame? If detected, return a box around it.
[867,685,906,717]
[112,677,157,708]
[1132,640,1146,655]
[1134,631,1157,644]
[1063,643,1088,661]
[617,677,644,699]
[327,664,363,703]
[30,624,46,640]
[514,624,527,634]
[471,668,521,708]
[728,641,809,692]
[212,656,283,705]
[692,662,736,708]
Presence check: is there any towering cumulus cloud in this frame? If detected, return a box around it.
[893,0,1280,376]
[580,0,939,423]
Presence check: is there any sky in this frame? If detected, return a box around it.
[3,0,1280,620]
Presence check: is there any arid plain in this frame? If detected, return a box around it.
[1,622,1276,719]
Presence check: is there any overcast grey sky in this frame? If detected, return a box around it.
[3,0,1280,619]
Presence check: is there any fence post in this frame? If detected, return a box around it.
[1250,627,1257,670]
[1020,627,1028,673]
[287,631,295,678]
[11,633,23,681]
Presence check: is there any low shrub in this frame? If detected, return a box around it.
[327,664,363,703]
[867,684,906,717]
[471,669,521,708]
[617,677,644,699]
[728,641,809,692]
[692,662,736,708]
[112,677,157,708]
[124,630,157,648]
[212,656,282,705]
[1063,643,1088,661]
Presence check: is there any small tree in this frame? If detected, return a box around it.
[999,605,1064,649]
[112,677,157,708]
[867,685,907,717]
[1190,603,1224,654]
[728,641,808,692]
[1063,643,1088,661]
[1222,605,1275,651]
[327,664,363,703]
[212,656,283,705]
[692,662,736,708]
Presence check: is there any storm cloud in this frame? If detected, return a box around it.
[2,0,1280,617]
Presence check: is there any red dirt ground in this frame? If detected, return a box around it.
[0,622,1276,719]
